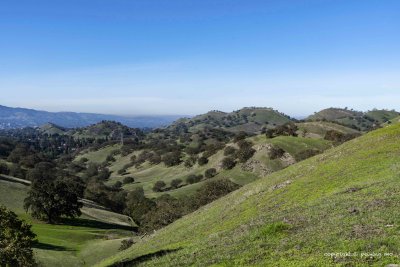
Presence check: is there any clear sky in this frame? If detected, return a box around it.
[0,0,399,116]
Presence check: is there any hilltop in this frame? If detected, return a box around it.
[168,107,293,134]
[99,121,400,266]
[307,107,399,131]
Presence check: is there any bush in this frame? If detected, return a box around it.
[269,146,285,160]
[113,181,123,189]
[119,238,135,251]
[236,141,256,163]
[197,157,209,166]
[190,179,240,209]
[170,178,183,189]
[221,157,236,170]
[162,151,182,167]
[123,176,135,184]
[0,163,10,175]
[205,168,217,178]
[153,180,166,192]
[118,169,127,175]
[186,174,203,184]
[224,146,237,156]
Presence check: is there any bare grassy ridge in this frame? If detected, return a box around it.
[98,123,400,266]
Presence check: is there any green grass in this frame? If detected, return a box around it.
[296,121,360,138]
[75,144,121,164]
[98,123,400,266]
[0,177,133,267]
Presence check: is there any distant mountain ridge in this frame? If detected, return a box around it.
[0,105,182,129]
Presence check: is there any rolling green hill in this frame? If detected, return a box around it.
[0,177,134,267]
[98,122,400,266]
[77,134,332,199]
[296,121,360,139]
[169,107,293,134]
[307,108,399,131]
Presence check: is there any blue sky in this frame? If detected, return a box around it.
[0,0,399,116]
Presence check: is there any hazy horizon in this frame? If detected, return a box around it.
[1,0,399,116]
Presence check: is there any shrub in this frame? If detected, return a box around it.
[123,176,135,184]
[198,157,209,166]
[224,146,237,156]
[269,146,286,160]
[118,169,127,175]
[113,181,123,189]
[170,179,183,189]
[119,238,135,251]
[190,179,240,209]
[153,180,166,192]
[205,168,217,178]
[221,157,236,170]
[236,141,256,163]
[0,163,10,175]
[162,151,182,167]
[186,174,203,184]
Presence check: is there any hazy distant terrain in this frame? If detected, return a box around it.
[0,105,183,129]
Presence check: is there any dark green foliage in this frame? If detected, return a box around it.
[0,205,37,267]
[123,176,135,184]
[170,179,183,189]
[190,179,240,209]
[205,168,217,178]
[24,166,85,223]
[0,163,9,175]
[186,174,203,184]
[236,140,256,163]
[234,131,248,142]
[124,187,156,226]
[162,151,182,167]
[224,146,237,156]
[266,122,299,138]
[153,180,167,192]
[324,130,361,144]
[269,146,286,160]
[117,168,127,175]
[8,163,25,179]
[119,238,135,251]
[113,181,123,189]
[140,194,184,232]
[84,179,126,213]
[221,157,236,170]
[197,156,209,166]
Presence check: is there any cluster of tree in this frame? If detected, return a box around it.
[220,139,256,170]
[265,122,299,138]
[125,179,240,232]
[324,130,361,144]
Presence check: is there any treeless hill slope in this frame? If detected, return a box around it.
[99,123,400,266]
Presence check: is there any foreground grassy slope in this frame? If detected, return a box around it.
[99,123,400,266]
[0,178,132,267]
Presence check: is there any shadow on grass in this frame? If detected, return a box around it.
[110,248,182,267]
[57,217,137,232]
[33,242,74,252]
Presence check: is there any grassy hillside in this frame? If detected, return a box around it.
[296,121,360,139]
[307,108,399,131]
[169,107,292,134]
[99,123,400,266]
[0,177,133,267]
[78,135,331,199]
